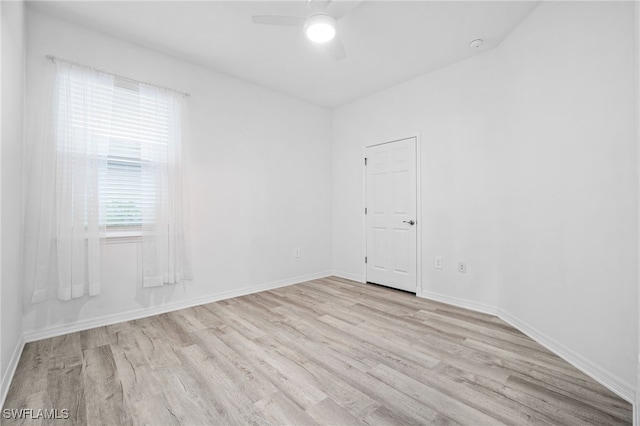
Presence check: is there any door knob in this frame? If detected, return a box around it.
[403,220,416,226]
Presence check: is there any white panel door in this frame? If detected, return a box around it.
[366,137,417,293]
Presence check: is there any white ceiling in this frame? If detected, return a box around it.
[29,1,540,108]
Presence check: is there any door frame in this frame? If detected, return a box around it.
[363,131,422,295]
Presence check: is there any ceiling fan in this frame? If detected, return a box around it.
[251,0,363,61]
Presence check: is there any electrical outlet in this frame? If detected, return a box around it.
[435,256,443,269]
[294,248,302,258]
[457,261,467,273]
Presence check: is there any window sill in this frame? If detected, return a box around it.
[106,229,142,244]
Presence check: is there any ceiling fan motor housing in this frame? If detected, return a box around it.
[304,13,337,43]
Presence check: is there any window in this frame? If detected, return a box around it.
[29,59,190,303]
[106,141,143,228]
[105,78,172,231]
[60,72,175,234]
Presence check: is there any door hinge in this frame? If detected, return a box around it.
[365,256,367,264]
[364,158,367,166]
[365,207,367,215]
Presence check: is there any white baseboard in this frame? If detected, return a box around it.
[23,270,332,343]
[497,307,636,404]
[331,270,365,283]
[1,333,25,408]
[417,289,635,404]
[418,289,498,317]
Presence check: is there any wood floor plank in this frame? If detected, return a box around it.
[363,403,454,426]
[2,277,632,425]
[165,308,208,334]
[133,329,182,370]
[265,323,459,425]
[411,308,549,353]
[47,333,83,371]
[420,363,558,426]
[83,345,132,426]
[305,397,363,425]
[511,369,632,420]
[320,349,457,424]
[190,328,280,401]
[369,363,503,425]
[46,364,86,425]
[299,357,381,419]
[218,331,328,410]
[131,394,180,426]
[79,326,116,351]
[431,363,560,426]
[506,375,629,425]
[155,364,229,424]
[441,364,611,426]
[111,348,163,405]
[253,392,319,426]
[175,343,270,426]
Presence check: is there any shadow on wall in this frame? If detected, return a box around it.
[23,241,182,337]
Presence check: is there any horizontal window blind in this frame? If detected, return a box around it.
[59,72,172,229]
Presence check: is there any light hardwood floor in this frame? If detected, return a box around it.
[3,277,633,425]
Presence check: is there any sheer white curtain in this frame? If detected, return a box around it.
[139,83,192,287]
[27,59,191,303]
[30,61,112,302]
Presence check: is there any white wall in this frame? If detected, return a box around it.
[23,9,333,335]
[1,0,25,402]
[332,38,507,309]
[332,0,638,399]
[497,0,637,398]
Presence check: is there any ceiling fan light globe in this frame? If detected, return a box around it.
[304,14,336,43]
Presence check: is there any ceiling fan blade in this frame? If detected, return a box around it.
[309,0,331,13]
[325,0,362,19]
[251,15,305,26]
[325,37,346,61]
